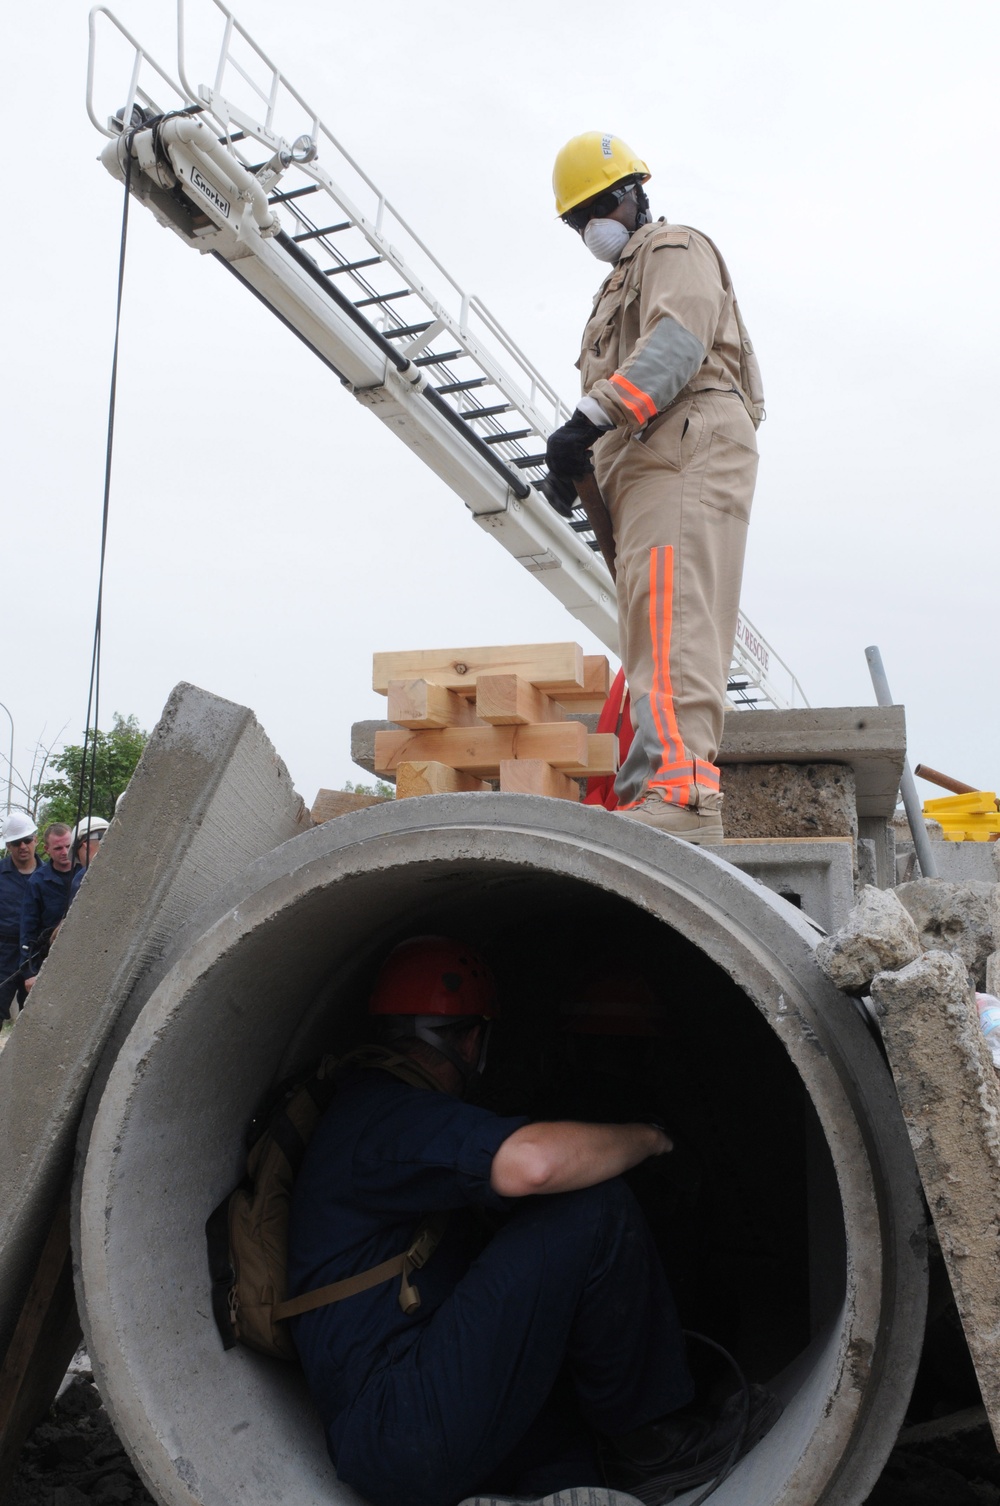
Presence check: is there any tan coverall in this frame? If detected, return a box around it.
[578,220,760,810]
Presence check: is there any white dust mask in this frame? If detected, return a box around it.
[583,217,631,264]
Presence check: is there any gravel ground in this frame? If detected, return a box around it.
[7,1354,1000,1506]
[7,1359,154,1506]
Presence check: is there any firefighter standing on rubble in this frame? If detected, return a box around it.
[544,134,764,845]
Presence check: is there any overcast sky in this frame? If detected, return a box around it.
[3,0,998,813]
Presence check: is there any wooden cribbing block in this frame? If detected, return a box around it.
[559,733,619,778]
[396,761,490,798]
[375,722,589,777]
[311,790,389,823]
[546,655,611,706]
[373,643,585,697]
[388,680,482,729]
[476,675,563,726]
[499,759,579,801]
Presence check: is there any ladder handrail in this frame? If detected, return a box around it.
[87,7,186,135]
[176,0,568,435]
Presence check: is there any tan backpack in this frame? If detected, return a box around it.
[206,1045,447,1361]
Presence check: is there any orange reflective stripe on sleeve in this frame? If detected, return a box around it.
[610,372,658,424]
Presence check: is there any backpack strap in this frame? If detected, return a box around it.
[274,1045,449,1324]
[274,1211,449,1320]
[338,1042,445,1095]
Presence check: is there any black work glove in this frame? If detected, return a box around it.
[536,471,579,519]
[545,409,605,480]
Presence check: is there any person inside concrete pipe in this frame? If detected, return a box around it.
[543,133,763,846]
[287,936,779,1506]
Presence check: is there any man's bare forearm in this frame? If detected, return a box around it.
[490,1120,670,1198]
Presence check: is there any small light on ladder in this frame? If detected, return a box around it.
[280,134,318,168]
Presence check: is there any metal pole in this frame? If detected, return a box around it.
[0,700,13,815]
[865,646,938,879]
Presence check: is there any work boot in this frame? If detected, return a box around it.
[616,790,725,845]
[601,1384,782,1504]
[459,1491,645,1506]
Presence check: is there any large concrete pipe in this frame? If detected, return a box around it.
[74,795,927,1506]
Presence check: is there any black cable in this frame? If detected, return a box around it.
[72,107,202,839]
[75,140,134,838]
[682,1329,752,1506]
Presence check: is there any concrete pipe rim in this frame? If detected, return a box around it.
[74,794,927,1506]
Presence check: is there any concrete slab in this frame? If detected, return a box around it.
[895,840,1000,884]
[870,951,1000,1449]
[0,683,311,1364]
[718,707,906,819]
[721,838,856,932]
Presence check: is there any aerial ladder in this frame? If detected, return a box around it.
[86,0,807,712]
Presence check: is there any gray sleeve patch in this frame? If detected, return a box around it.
[625,317,705,414]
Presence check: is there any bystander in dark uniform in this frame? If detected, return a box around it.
[0,812,39,1020]
[20,822,75,993]
[69,815,110,901]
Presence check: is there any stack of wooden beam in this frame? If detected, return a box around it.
[372,643,618,801]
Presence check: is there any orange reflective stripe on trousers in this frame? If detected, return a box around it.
[643,545,722,807]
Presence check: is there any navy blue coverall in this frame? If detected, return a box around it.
[287,1064,693,1506]
[0,855,35,1019]
[20,860,75,981]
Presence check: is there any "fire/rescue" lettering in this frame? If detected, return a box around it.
[736,617,769,674]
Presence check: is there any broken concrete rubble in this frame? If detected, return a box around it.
[895,879,997,989]
[815,885,921,993]
[870,951,1000,1449]
[892,809,944,844]
[988,954,1000,999]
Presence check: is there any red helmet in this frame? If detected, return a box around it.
[369,936,498,1020]
[559,971,667,1036]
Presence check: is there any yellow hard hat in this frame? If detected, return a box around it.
[552,132,650,218]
